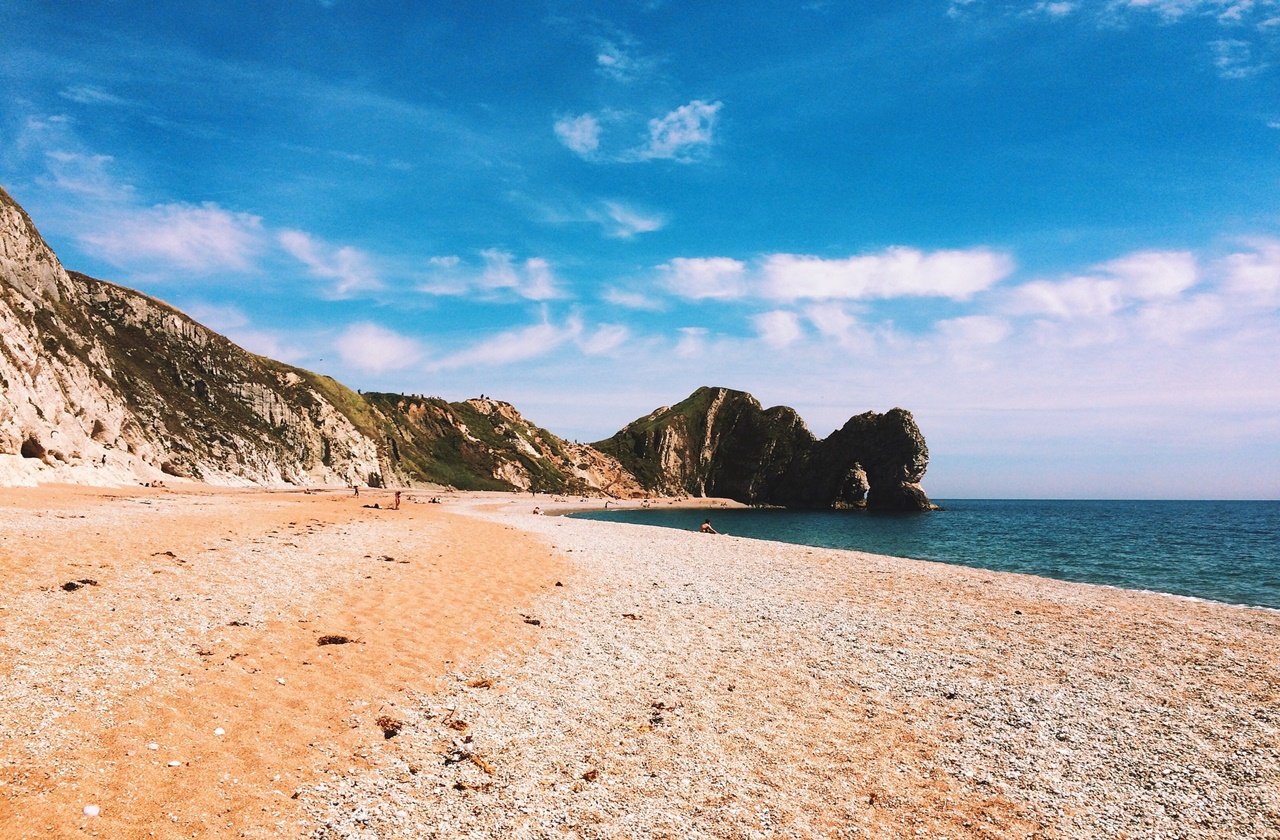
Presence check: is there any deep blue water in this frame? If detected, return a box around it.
[570,500,1280,609]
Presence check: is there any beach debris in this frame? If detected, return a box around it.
[555,581,563,587]
[452,780,493,792]
[151,550,177,557]
[214,727,226,736]
[582,768,599,782]
[83,804,100,817]
[469,753,495,775]
[167,760,182,767]
[317,634,354,646]
[61,579,98,591]
[649,701,677,726]
[227,620,250,627]
[375,715,404,739]
[276,676,286,685]
[622,613,642,620]
[523,617,542,626]
[466,677,495,689]
[447,719,469,731]
[378,555,395,562]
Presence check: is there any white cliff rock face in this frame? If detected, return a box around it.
[0,193,162,485]
[0,187,386,488]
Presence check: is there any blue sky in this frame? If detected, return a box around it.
[2,1,1277,498]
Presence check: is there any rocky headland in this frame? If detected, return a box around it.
[0,185,932,510]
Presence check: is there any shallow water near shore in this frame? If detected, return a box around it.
[572,499,1280,609]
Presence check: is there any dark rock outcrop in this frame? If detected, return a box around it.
[594,387,934,511]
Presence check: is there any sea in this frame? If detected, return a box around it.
[570,499,1280,610]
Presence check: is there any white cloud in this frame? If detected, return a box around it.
[1027,1,1078,16]
[278,229,380,298]
[761,247,1014,301]
[554,113,602,157]
[595,201,665,238]
[1219,238,1280,308]
[1211,39,1266,78]
[753,310,804,348]
[82,202,264,274]
[641,100,723,161]
[673,326,709,357]
[335,322,423,374]
[59,85,131,107]
[1004,249,1198,320]
[936,315,1013,345]
[433,321,572,370]
[418,250,565,301]
[480,250,563,301]
[578,323,631,354]
[659,257,748,300]
[594,40,654,83]
[1097,250,1198,298]
[805,303,874,352]
[43,150,133,201]
[603,288,668,311]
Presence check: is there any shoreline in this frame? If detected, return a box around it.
[3,485,1277,837]
[562,500,1280,614]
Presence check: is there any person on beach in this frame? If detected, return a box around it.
[700,519,718,534]
[391,491,401,510]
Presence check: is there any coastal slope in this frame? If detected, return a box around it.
[2,185,931,509]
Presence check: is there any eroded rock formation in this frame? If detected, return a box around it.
[595,387,935,511]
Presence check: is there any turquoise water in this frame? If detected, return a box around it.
[571,500,1280,609]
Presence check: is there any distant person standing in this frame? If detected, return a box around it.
[391,491,401,510]
[699,519,718,534]
[352,483,360,497]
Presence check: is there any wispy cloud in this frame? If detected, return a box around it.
[335,322,424,374]
[639,100,723,162]
[1211,38,1267,78]
[594,38,657,83]
[433,320,572,370]
[278,229,381,298]
[418,249,566,302]
[554,100,724,164]
[42,149,133,202]
[602,288,669,311]
[753,310,804,348]
[59,85,132,107]
[1004,250,1197,320]
[554,113,602,157]
[659,257,749,299]
[593,201,665,238]
[82,202,265,274]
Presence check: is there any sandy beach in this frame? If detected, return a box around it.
[2,487,1277,838]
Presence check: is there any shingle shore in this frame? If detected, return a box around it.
[302,500,1280,839]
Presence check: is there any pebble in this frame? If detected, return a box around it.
[146,743,159,751]
[214,727,226,736]
[83,804,100,817]
[168,760,182,767]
